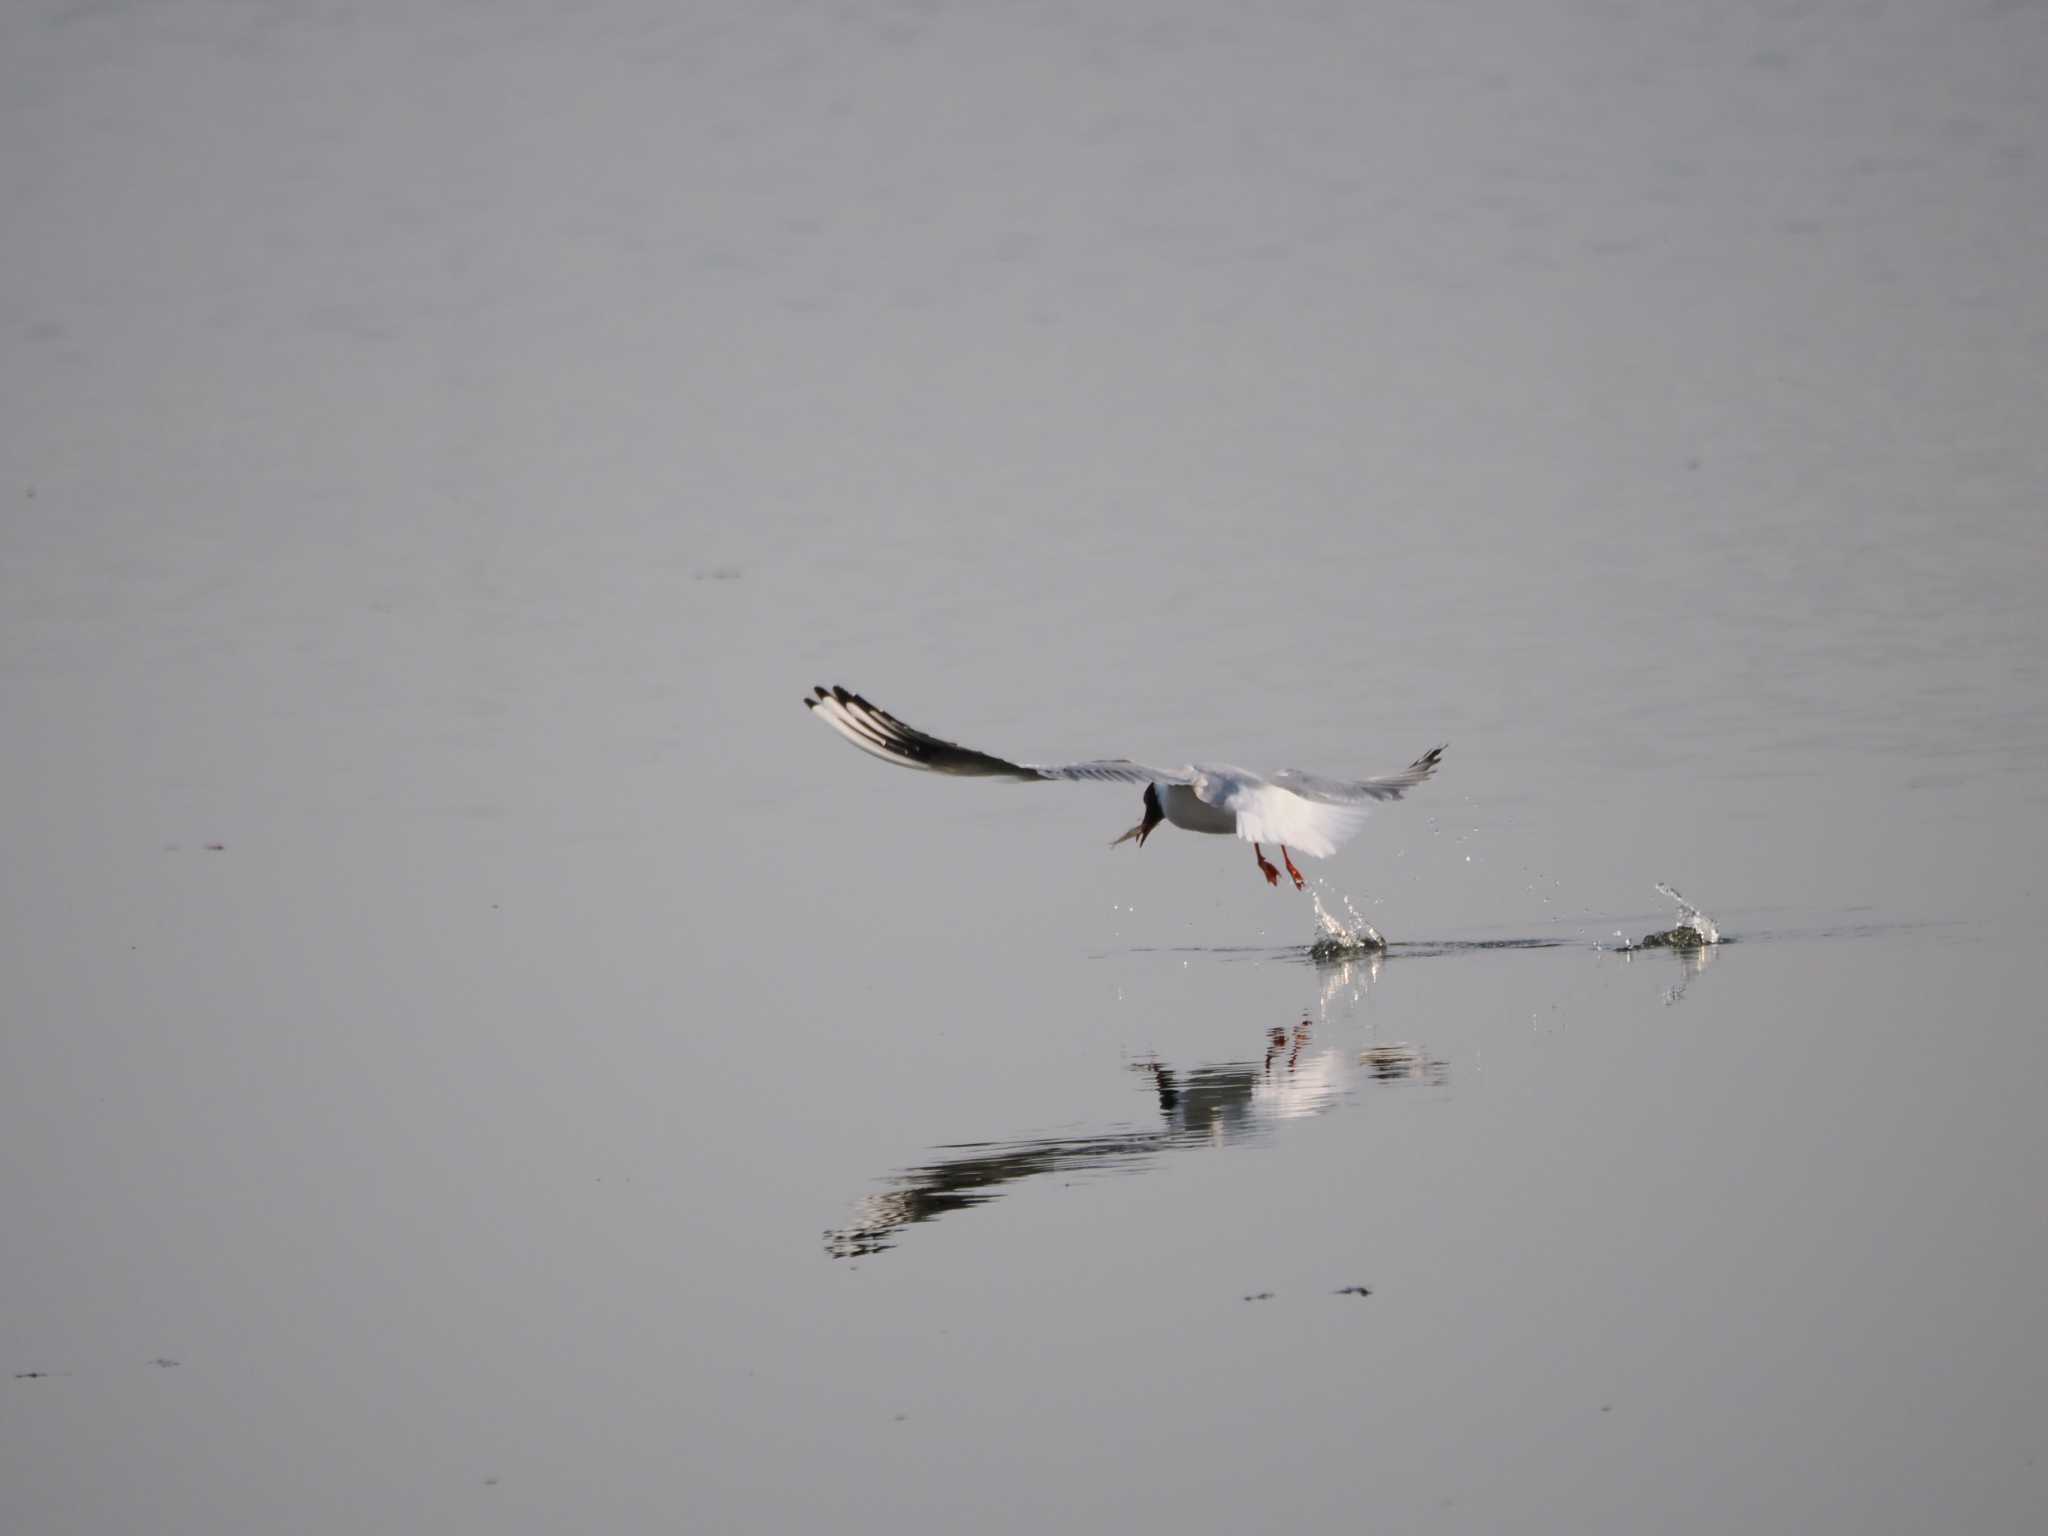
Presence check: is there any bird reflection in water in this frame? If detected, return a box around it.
[824,1010,1445,1260]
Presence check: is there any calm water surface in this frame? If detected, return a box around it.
[5,2,2046,1532]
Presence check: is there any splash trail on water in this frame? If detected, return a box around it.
[1307,886,1384,962]
[1642,882,1721,948]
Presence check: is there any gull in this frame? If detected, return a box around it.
[804,685,1444,890]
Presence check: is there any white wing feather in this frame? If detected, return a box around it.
[1201,746,1445,859]
[1219,783,1379,859]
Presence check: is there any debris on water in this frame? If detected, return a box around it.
[149,1357,180,1368]
[1242,1291,1276,1303]
[1308,887,1384,961]
[1635,883,1720,949]
[1334,1285,1372,1297]
[1637,928,1705,948]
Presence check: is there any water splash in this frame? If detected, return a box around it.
[1647,882,1720,947]
[1307,886,1384,962]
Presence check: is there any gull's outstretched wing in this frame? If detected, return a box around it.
[1268,747,1445,805]
[1209,746,1446,860]
[805,686,1188,785]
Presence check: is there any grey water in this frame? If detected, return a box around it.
[6,2,2047,1532]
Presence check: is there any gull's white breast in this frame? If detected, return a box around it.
[1159,782,1239,836]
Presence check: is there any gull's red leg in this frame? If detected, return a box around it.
[1253,842,1281,886]
[1281,846,1307,891]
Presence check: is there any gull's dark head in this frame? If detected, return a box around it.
[1112,783,1164,849]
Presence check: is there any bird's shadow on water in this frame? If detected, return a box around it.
[823,906,1930,1259]
[824,971,1444,1261]
[822,932,1695,1261]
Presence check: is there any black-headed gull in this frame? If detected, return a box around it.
[804,685,1444,890]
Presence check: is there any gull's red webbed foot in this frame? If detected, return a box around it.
[1281,846,1306,891]
[1253,842,1282,886]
